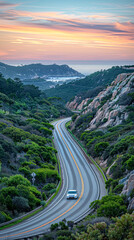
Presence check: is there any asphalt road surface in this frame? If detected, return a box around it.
[0,118,106,240]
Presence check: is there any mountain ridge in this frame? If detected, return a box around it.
[0,62,83,80]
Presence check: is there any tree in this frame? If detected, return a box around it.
[97,201,126,218]
[50,223,59,231]
[0,212,12,223]
[108,214,134,240]
[5,195,13,211]
[95,142,109,156]
[90,195,127,218]
[8,174,31,187]
[67,221,74,230]
[0,193,5,205]
[72,114,78,122]
[39,127,52,136]
[126,155,134,170]
[13,196,30,212]
[76,222,108,240]
[42,192,46,200]
[59,221,68,230]
[41,200,46,208]
[23,85,41,98]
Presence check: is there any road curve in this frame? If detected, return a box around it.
[0,118,106,240]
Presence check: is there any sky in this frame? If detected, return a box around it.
[0,0,134,64]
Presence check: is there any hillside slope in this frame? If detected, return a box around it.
[45,65,134,102]
[0,74,70,223]
[70,72,134,130]
[68,70,134,213]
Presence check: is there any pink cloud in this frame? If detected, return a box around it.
[0,1,19,8]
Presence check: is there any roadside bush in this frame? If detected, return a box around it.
[12,196,30,212]
[5,195,13,211]
[43,183,56,191]
[0,211,12,223]
[34,168,60,184]
[7,174,31,187]
[90,195,127,218]
[50,223,59,231]
[17,185,40,209]
[97,201,126,218]
[1,186,18,198]
[72,114,78,122]
[42,192,46,200]
[108,213,134,240]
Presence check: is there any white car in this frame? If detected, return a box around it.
[67,190,78,199]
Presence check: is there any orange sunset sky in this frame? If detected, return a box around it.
[0,0,134,64]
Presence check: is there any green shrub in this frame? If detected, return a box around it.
[0,211,12,223]
[90,194,127,218]
[42,192,46,200]
[17,185,40,209]
[50,223,59,231]
[108,213,134,240]
[0,122,7,131]
[43,183,56,191]
[19,167,31,178]
[1,186,19,198]
[110,136,134,156]
[5,195,13,210]
[72,114,78,122]
[33,168,60,184]
[95,142,109,156]
[13,196,30,212]
[113,184,124,194]
[126,155,134,170]
[8,174,31,187]
[39,127,52,136]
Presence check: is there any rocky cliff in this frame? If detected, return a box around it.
[68,72,134,130]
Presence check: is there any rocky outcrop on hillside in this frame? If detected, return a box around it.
[69,72,134,130]
[119,171,134,211]
[120,170,134,196]
[66,96,89,110]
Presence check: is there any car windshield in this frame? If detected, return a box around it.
[68,190,77,194]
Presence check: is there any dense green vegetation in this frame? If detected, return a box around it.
[0,62,83,80]
[0,65,134,240]
[69,76,134,183]
[90,194,128,218]
[77,123,134,181]
[45,66,134,102]
[0,73,70,223]
[60,69,134,239]
[36,213,134,240]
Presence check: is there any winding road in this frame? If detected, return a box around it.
[0,118,106,240]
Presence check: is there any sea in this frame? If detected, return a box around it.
[68,60,134,75]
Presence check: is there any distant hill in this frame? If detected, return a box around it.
[45,65,134,102]
[0,62,83,80]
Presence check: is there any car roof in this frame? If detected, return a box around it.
[68,190,77,192]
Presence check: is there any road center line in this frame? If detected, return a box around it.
[0,120,84,239]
